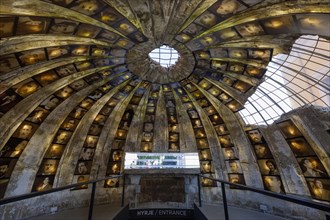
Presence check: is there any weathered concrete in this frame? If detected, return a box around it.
[126,41,195,84]
[124,172,199,209]
[5,78,114,196]
[57,79,129,186]
[0,1,329,220]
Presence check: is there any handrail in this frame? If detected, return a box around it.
[199,174,330,212]
[1,173,328,220]
[0,174,123,206]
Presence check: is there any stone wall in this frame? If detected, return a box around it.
[0,106,329,220]
[124,169,200,209]
[201,105,330,220]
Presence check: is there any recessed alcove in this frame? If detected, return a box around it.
[0,1,329,220]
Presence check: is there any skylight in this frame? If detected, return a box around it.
[149,45,179,68]
[239,35,330,125]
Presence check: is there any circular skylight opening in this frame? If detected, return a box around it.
[149,45,179,68]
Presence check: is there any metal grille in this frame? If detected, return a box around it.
[149,45,179,68]
[239,35,330,125]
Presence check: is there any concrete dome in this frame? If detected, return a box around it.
[0,0,329,219]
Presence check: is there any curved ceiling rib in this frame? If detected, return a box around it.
[0,0,329,198]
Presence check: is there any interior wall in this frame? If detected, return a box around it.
[1,106,329,220]
[0,1,329,219]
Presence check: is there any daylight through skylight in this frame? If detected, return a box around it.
[238,35,330,126]
[149,45,179,68]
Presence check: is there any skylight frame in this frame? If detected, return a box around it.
[149,45,179,68]
[238,35,330,126]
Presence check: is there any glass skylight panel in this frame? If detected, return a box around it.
[316,39,329,48]
[253,100,266,110]
[257,98,269,107]
[270,105,284,116]
[261,96,274,106]
[254,90,263,96]
[244,117,254,125]
[260,83,277,93]
[275,54,288,61]
[312,56,329,65]
[253,114,264,124]
[245,103,257,114]
[261,109,272,120]
[239,35,329,125]
[272,73,286,83]
[149,45,179,68]
[279,68,297,77]
[314,85,328,96]
[275,100,291,112]
[293,53,311,62]
[267,63,281,70]
[287,55,303,64]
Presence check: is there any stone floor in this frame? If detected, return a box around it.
[26,203,290,220]
[27,203,123,220]
[198,204,289,220]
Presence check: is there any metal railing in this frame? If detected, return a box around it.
[199,174,330,220]
[0,175,123,220]
[0,173,329,220]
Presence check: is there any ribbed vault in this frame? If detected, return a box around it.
[0,0,329,199]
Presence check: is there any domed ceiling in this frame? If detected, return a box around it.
[0,0,329,196]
